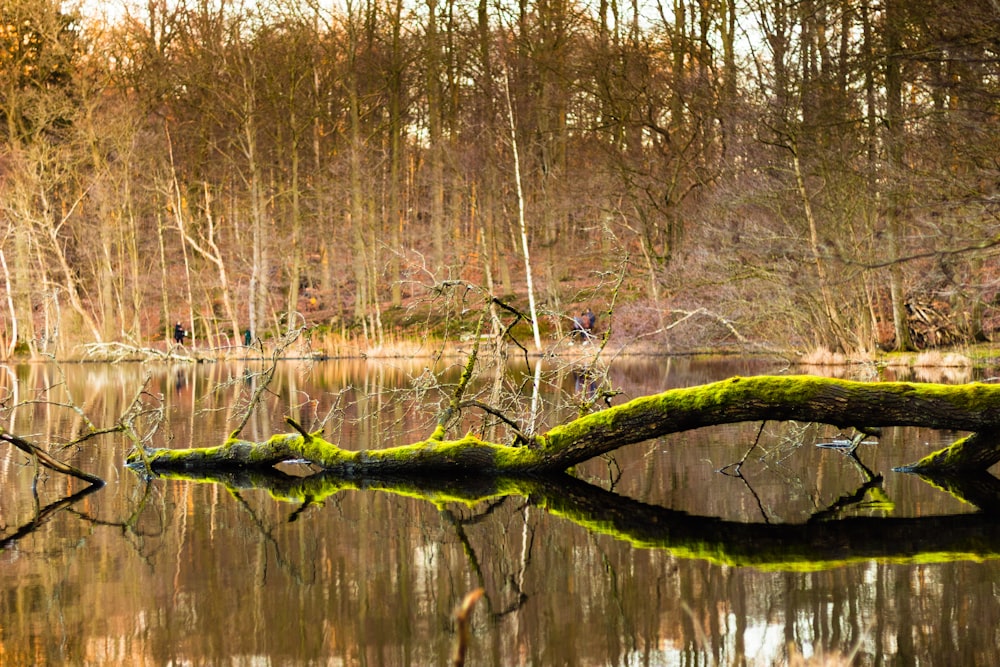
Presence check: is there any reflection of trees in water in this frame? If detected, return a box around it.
[131,363,1000,663]
[440,500,531,619]
[136,463,1000,664]
[10,361,1000,665]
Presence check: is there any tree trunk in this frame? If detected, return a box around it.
[11,214,35,356]
[131,375,1000,476]
[156,211,171,341]
[0,249,18,359]
[503,66,542,352]
[426,0,446,270]
[883,0,915,352]
[286,129,302,325]
[792,150,844,350]
[347,67,368,322]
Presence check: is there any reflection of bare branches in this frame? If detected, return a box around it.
[809,476,887,523]
[439,498,520,582]
[287,496,317,523]
[765,421,815,464]
[715,422,773,522]
[732,469,772,524]
[122,479,169,561]
[67,480,167,566]
[719,421,767,476]
[440,507,486,587]
[0,482,103,550]
[810,445,891,522]
[0,369,172,562]
[438,498,531,620]
[229,490,313,585]
[595,548,637,655]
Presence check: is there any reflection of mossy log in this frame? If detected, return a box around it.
[529,474,1000,571]
[129,375,1000,475]
[140,467,1000,571]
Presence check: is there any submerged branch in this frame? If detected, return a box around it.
[1,429,104,486]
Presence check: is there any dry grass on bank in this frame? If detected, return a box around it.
[798,347,854,367]
[911,350,974,368]
[799,346,974,368]
[794,346,982,384]
[306,330,482,359]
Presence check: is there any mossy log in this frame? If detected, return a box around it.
[130,375,1000,476]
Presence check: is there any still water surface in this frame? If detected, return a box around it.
[1,357,999,665]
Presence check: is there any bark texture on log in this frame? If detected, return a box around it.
[128,375,1000,475]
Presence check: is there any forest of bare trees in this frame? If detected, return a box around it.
[1,0,999,358]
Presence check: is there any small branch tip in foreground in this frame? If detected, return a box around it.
[451,588,485,667]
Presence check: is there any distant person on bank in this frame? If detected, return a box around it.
[571,308,596,341]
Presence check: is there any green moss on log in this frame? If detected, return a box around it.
[131,375,1000,476]
[129,431,549,475]
[897,429,1000,474]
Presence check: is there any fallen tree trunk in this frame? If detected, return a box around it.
[129,375,1000,476]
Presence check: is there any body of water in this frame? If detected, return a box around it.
[0,356,997,665]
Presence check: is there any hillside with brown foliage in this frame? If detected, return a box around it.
[3,0,1000,358]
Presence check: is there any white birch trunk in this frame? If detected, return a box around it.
[503,66,542,352]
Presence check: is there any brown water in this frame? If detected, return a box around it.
[1,357,999,665]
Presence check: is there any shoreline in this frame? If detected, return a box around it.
[4,338,997,372]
